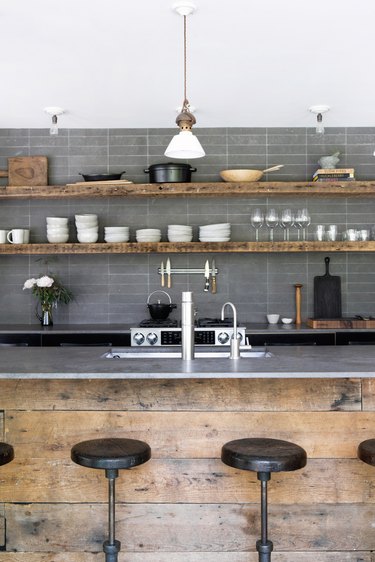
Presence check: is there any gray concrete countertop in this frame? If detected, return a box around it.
[0,345,375,379]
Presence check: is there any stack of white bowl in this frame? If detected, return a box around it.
[136,228,161,242]
[199,222,231,242]
[75,214,99,243]
[104,226,129,243]
[46,217,69,243]
[167,224,193,242]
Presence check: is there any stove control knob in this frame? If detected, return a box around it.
[218,331,230,344]
[133,332,145,346]
[146,332,158,346]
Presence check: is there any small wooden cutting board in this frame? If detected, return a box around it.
[8,156,48,186]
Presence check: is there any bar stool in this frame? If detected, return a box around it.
[71,437,151,562]
[0,443,14,467]
[221,437,307,562]
[358,438,375,467]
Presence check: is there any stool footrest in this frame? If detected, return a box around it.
[256,539,273,561]
[103,539,121,562]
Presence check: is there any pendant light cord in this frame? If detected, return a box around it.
[183,14,188,105]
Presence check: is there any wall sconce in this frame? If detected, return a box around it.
[164,1,205,159]
[44,107,64,135]
[309,105,330,135]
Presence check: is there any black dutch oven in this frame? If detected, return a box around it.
[147,290,177,320]
[144,163,197,183]
[79,171,126,182]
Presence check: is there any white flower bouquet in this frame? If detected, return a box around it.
[23,275,73,325]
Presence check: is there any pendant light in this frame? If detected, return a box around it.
[164,1,205,159]
[44,106,64,135]
[309,105,330,135]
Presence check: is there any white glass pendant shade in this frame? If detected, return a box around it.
[164,130,205,159]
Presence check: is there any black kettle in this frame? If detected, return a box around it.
[147,290,177,320]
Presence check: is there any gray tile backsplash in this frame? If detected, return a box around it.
[1,126,375,325]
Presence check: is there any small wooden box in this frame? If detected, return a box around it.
[8,156,48,186]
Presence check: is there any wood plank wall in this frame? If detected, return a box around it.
[0,377,375,561]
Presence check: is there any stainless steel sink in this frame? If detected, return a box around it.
[102,348,272,359]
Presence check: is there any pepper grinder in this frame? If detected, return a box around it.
[294,283,303,325]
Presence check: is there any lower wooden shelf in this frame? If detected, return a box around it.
[0,241,374,254]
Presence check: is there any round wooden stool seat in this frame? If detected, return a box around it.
[358,439,375,466]
[71,438,151,470]
[221,437,307,473]
[0,443,14,466]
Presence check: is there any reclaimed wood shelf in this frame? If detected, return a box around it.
[1,241,375,255]
[1,180,375,198]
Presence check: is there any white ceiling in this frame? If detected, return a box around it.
[0,0,373,129]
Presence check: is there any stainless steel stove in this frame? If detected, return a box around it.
[131,317,246,347]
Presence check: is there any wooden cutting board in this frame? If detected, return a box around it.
[313,256,342,319]
[307,318,375,328]
[8,156,48,186]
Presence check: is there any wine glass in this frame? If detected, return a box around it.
[294,209,303,241]
[265,208,278,241]
[250,208,264,241]
[298,208,311,241]
[280,208,294,241]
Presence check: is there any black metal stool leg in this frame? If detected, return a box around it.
[256,472,273,562]
[103,469,121,562]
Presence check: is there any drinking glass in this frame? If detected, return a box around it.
[265,208,278,241]
[250,208,264,241]
[280,208,294,241]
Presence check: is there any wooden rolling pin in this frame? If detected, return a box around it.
[294,283,303,325]
[0,170,8,178]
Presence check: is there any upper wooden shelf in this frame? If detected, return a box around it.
[1,180,375,198]
[1,241,375,255]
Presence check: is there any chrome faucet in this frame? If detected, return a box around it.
[181,291,195,360]
[221,301,241,359]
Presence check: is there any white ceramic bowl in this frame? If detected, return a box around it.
[104,236,129,243]
[47,227,69,234]
[281,317,293,324]
[77,232,98,243]
[76,226,98,234]
[267,314,280,324]
[136,228,161,235]
[46,217,69,226]
[47,233,69,243]
[75,214,98,222]
[104,226,129,233]
[168,235,193,242]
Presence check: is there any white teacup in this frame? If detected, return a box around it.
[7,229,28,244]
[0,229,9,244]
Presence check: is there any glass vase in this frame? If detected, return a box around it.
[36,303,53,326]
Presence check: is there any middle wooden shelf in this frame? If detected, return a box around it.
[0,241,375,254]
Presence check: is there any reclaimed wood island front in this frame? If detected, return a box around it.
[0,345,375,561]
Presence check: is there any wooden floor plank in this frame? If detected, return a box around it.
[1,458,373,504]
[7,410,375,459]
[0,552,371,561]
[6,503,375,552]
[0,378,362,411]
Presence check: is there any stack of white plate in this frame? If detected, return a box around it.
[104,226,129,243]
[199,222,231,242]
[167,224,193,242]
[136,228,161,242]
[75,214,98,243]
[46,217,69,243]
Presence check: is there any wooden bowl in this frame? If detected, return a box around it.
[220,169,263,182]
